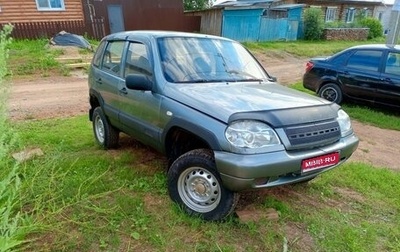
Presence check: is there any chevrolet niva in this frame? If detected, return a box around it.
[88,31,359,220]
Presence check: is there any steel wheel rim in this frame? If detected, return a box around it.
[94,115,105,143]
[177,167,221,213]
[322,87,338,102]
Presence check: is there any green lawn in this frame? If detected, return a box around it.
[7,115,399,251]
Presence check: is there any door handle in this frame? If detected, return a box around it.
[119,87,128,95]
[96,78,102,84]
[380,77,393,83]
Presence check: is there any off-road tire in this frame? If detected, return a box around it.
[92,107,119,149]
[167,149,239,221]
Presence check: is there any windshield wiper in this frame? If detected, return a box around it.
[239,79,264,82]
[175,79,225,83]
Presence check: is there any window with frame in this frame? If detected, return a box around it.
[36,0,65,11]
[346,50,382,72]
[325,7,337,22]
[124,42,152,77]
[377,12,383,21]
[385,52,400,75]
[345,8,356,23]
[101,41,125,76]
[92,41,107,68]
[361,8,370,17]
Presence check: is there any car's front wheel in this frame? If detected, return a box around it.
[167,149,239,221]
[92,107,119,149]
[318,83,343,104]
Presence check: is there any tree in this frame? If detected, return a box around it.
[184,0,211,11]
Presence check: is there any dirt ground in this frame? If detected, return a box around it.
[6,53,400,171]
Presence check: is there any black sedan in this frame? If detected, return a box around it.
[303,44,400,108]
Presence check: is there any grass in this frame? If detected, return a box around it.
[0,24,33,252]
[7,38,93,77]
[3,37,400,251]
[244,37,385,58]
[9,115,400,251]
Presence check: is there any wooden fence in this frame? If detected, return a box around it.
[1,19,105,40]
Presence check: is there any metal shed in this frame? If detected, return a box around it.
[221,3,305,42]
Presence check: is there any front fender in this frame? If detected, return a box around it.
[162,117,222,152]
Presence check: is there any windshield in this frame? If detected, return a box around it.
[157,37,269,83]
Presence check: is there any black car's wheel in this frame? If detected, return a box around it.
[318,83,343,104]
[92,107,119,149]
[168,149,239,221]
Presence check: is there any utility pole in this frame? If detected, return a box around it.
[386,0,400,46]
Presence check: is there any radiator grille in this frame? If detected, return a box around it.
[284,121,341,149]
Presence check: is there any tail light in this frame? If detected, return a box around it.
[305,61,314,73]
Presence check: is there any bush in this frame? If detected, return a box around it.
[359,17,383,39]
[303,8,324,40]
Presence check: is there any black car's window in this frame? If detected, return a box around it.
[101,41,125,76]
[330,50,351,65]
[385,52,400,75]
[124,42,152,77]
[346,50,382,72]
[93,40,107,67]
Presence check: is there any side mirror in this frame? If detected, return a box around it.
[269,76,277,82]
[125,74,152,91]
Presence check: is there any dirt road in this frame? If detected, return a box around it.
[6,58,399,170]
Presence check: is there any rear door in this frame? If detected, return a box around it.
[92,40,126,126]
[377,51,400,107]
[337,49,383,102]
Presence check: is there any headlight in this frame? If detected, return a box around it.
[225,120,280,148]
[337,109,353,137]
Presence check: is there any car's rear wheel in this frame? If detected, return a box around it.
[167,149,239,221]
[318,83,343,104]
[92,107,119,149]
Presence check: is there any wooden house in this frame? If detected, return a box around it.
[0,0,89,38]
[0,0,200,40]
[297,0,385,24]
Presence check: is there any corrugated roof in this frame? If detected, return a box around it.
[383,0,395,4]
[213,0,274,7]
[270,4,306,10]
[344,0,384,3]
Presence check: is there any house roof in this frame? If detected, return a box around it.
[213,0,274,7]
[383,0,395,4]
[340,0,384,3]
[270,4,306,10]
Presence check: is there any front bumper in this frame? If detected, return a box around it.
[215,133,359,191]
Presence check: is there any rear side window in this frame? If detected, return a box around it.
[330,51,351,65]
[92,40,107,67]
[346,50,382,72]
[101,41,125,76]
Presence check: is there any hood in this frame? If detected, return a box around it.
[164,82,333,123]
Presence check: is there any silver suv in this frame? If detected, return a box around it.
[88,31,359,220]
